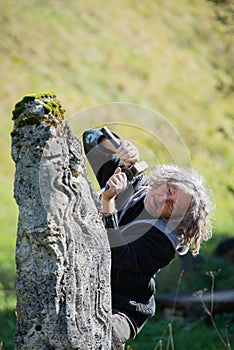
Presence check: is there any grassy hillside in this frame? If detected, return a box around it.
[0,0,233,349]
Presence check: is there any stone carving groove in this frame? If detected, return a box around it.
[11,93,111,349]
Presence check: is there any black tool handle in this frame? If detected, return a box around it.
[101,126,120,149]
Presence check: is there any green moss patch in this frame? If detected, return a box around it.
[12,92,65,128]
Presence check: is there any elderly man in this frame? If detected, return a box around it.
[82,128,214,350]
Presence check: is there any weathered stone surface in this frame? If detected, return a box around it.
[11,93,111,349]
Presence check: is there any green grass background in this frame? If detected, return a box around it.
[0,0,233,349]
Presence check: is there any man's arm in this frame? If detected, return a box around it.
[101,167,127,214]
[82,128,140,189]
[83,129,121,188]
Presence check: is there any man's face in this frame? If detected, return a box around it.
[144,183,192,219]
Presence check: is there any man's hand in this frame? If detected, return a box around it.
[117,140,139,167]
[101,138,139,167]
[102,167,127,201]
[101,167,127,213]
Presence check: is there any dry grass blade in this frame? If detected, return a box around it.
[195,271,231,350]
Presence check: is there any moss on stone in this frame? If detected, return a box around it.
[12,95,36,120]
[15,114,40,128]
[12,92,65,128]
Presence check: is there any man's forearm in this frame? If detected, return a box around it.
[101,198,116,214]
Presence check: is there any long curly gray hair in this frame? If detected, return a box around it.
[147,165,215,256]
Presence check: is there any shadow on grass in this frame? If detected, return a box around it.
[0,309,15,350]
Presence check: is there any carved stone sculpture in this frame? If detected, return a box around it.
[11,93,111,349]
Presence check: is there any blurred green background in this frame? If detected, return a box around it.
[0,0,233,349]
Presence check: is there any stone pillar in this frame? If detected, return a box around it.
[11,93,111,350]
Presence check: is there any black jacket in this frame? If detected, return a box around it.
[83,129,177,332]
